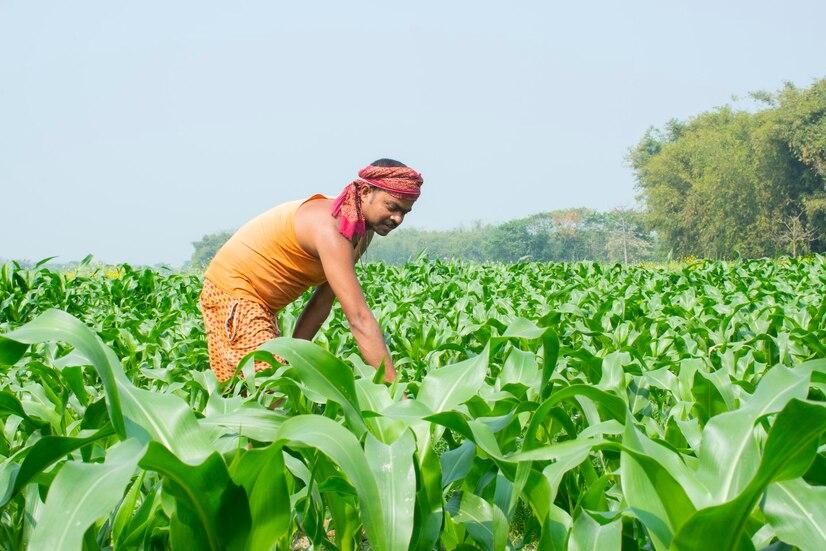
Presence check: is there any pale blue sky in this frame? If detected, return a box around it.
[2,1,824,265]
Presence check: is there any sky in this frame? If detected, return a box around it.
[2,1,825,265]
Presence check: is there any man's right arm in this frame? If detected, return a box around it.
[314,227,397,382]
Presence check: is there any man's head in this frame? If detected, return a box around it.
[330,158,423,240]
[358,159,418,236]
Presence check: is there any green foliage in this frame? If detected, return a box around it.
[190,210,659,267]
[0,256,824,550]
[365,208,656,264]
[630,78,826,258]
[776,80,826,180]
[189,231,233,268]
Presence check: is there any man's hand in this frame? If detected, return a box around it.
[373,360,398,386]
[384,367,397,383]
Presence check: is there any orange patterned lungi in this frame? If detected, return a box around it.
[199,278,286,382]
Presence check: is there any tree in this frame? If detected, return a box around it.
[773,212,816,257]
[629,78,826,258]
[774,80,826,252]
[776,80,826,178]
[604,208,652,264]
[483,219,548,262]
[190,231,233,268]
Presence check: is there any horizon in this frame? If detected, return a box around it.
[0,203,641,267]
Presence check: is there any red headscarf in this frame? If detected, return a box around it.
[331,165,423,239]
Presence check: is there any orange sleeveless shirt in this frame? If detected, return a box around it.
[204,194,330,312]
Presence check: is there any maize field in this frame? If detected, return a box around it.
[0,256,825,550]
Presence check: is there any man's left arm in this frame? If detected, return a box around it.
[292,282,335,340]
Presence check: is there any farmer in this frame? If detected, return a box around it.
[199,158,422,384]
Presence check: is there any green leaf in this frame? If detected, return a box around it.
[541,439,594,502]
[0,390,41,425]
[365,430,417,551]
[417,345,490,413]
[695,363,812,503]
[29,438,145,550]
[763,479,826,550]
[524,385,627,449]
[454,491,508,551]
[111,471,145,548]
[441,440,477,488]
[673,399,826,551]
[568,510,621,551]
[691,370,729,424]
[0,424,114,507]
[1,310,219,464]
[499,348,541,389]
[355,379,407,444]
[199,404,286,442]
[1,310,126,438]
[259,337,367,436]
[139,442,252,551]
[621,422,698,550]
[276,414,405,551]
[0,335,28,365]
[540,330,561,400]
[410,446,444,551]
[118,381,220,464]
[538,505,573,551]
[230,444,291,550]
[498,318,559,399]
[413,347,490,455]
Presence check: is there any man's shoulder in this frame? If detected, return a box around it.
[294,196,342,254]
[297,196,335,225]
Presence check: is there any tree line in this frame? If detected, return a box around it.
[362,209,656,264]
[189,208,658,267]
[191,78,825,265]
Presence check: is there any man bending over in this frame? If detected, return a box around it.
[199,158,423,383]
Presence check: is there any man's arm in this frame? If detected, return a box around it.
[314,228,397,382]
[292,283,335,341]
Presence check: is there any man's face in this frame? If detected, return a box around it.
[362,188,416,236]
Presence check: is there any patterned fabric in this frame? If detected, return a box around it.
[199,278,287,382]
[331,165,424,239]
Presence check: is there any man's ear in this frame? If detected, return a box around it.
[359,184,374,201]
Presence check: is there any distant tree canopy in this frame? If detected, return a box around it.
[364,208,655,264]
[630,78,826,258]
[190,231,233,268]
[190,209,658,267]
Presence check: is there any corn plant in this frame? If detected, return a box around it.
[0,256,824,550]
